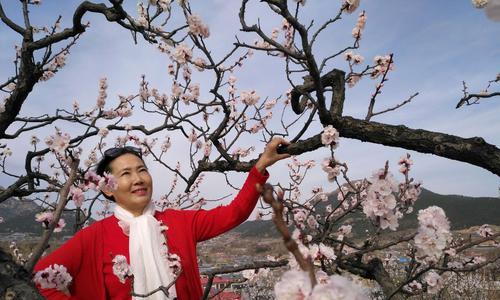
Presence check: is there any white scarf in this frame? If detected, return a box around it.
[114,202,177,300]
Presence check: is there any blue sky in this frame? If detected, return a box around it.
[1,1,499,214]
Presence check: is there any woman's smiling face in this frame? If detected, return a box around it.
[105,153,153,216]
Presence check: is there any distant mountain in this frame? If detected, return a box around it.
[233,188,500,238]
[0,198,81,236]
[1,189,498,239]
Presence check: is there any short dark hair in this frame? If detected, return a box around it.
[96,146,144,201]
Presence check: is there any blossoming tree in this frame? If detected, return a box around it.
[0,0,498,299]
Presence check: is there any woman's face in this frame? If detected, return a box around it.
[106,153,153,216]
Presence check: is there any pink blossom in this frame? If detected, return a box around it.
[135,3,148,27]
[293,209,308,225]
[338,224,352,237]
[33,264,72,291]
[371,55,393,79]
[149,0,171,11]
[172,82,182,98]
[69,186,85,207]
[187,14,210,38]
[84,170,101,191]
[98,127,109,138]
[321,125,340,147]
[99,172,118,192]
[203,140,212,157]
[240,90,260,106]
[193,57,207,71]
[54,218,66,233]
[404,280,422,292]
[424,271,443,294]
[265,99,277,110]
[398,153,413,174]
[346,74,361,88]
[161,136,171,152]
[112,255,132,284]
[307,215,318,228]
[187,129,197,143]
[116,106,132,117]
[171,43,192,65]
[231,146,255,159]
[321,158,341,182]
[0,216,4,223]
[35,211,54,224]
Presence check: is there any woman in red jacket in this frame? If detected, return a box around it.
[33,138,290,299]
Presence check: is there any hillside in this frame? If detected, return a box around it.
[0,198,80,236]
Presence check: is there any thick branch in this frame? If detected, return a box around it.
[456,91,500,108]
[27,1,126,50]
[0,3,26,34]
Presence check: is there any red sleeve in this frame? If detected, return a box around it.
[188,166,269,242]
[33,231,84,299]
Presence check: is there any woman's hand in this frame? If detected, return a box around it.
[255,137,291,174]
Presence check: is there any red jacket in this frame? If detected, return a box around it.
[33,166,269,299]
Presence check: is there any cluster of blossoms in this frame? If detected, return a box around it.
[231,146,255,159]
[351,10,366,40]
[321,125,340,148]
[135,3,148,27]
[274,270,367,299]
[281,19,294,50]
[33,264,72,291]
[149,0,171,11]
[187,14,210,38]
[398,153,413,174]
[45,129,71,157]
[40,51,68,81]
[249,111,272,134]
[179,83,200,104]
[472,0,488,8]
[96,78,108,109]
[240,90,260,106]
[9,241,29,264]
[362,168,401,230]
[35,211,66,232]
[337,224,352,241]
[371,55,393,79]
[112,255,133,284]
[414,206,451,262]
[66,170,118,208]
